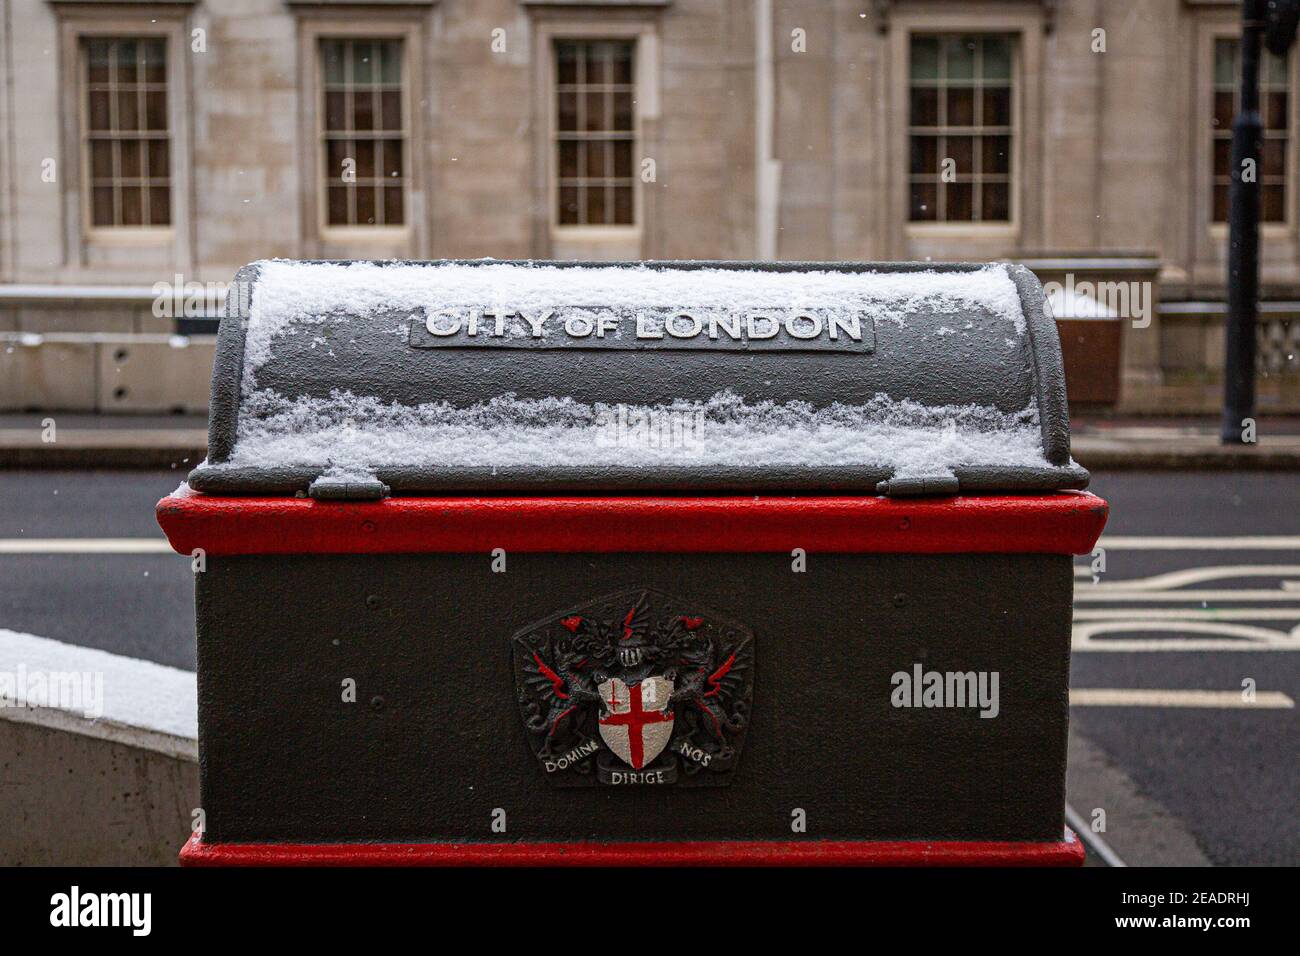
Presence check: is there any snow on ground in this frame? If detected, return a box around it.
[0,628,196,740]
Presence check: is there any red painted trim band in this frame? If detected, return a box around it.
[157,489,1107,556]
[180,832,1084,867]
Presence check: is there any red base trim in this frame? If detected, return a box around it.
[158,489,1107,556]
[180,832,1085,867]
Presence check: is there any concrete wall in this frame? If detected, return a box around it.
[0,628,199,866]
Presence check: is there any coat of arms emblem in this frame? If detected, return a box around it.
[512,589,755,787]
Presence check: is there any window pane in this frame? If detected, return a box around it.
[910,87,939,126]
[947,87,975,126]
[910,135,938,174]
[383,185,404,225]
[91,187,114,226]
[947,135,974,173]
[145,90,167,131]
[148,138,169,179]
[982,86,1011,126]
[148,186,171,226]
[982,182,1010,220]
[356,183,376,224]
[354,139,375,178]
[945,182,973,220]
[323,42,346,85]
[558,186,580,224]
[90,141,113,179]
[585,140,606,178]
[911,37,939,80]
[352,42,374,84]
[982,135,1011,174]
[1215,40,1238,86]
[120,186,143,225]
[1266,91,1288,130]
[982,36,1012,80]
[584,90,605,132]
[557,42,579,84]
[1263,137,1287,178]
[612,140,633,177]
[554,39,636,227]
[325,91,347,131]
[117,90,139,131]
[943,36,976,81]
[910,182,938,220]
[613,91,634,131]
[380,43,401,84]
[588,183,607,224]
[354,90,375,131]
[143,40,166,83]
[327,185,349,225]
[586,43,609,85]
[115,41,139,84]
[381,91,402,130]
[87,40,111,83]
[612,45,633,84]
[382,140,403,179]
[120,140,142,178]
[557,92,578,131]
[1263,183,1286,221]
[613,185,633,224]
[559,140,579,178]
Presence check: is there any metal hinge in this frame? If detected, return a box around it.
[875,475,960,497]
[307,474,390,501]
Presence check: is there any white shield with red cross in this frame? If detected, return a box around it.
[597,675,675,770]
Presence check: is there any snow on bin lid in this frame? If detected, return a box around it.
[188,259,1086,497]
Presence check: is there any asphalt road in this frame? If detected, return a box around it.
[0,468,1295,866]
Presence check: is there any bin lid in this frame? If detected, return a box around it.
[187,259,1088,497]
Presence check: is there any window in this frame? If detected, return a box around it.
[82,38,170,228]
[908,34,1013,223]
[555,39,636,226]
[1212,38,1289,223]
[321,39,405,227]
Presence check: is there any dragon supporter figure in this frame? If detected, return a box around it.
[512,588,756,787]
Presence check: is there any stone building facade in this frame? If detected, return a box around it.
[0,0,1297,412]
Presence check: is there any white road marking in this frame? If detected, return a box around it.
[1070,688,1294,708]
[1074,620,1300,651]
[0,538,173,554]
[1064,803,1127,867]
[1095,536,1300,550]
[1076,589,1300,603]
[1075,608,1300,620]
[1074,565,1300,590]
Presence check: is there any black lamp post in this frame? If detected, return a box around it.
[1222,0,1300,443]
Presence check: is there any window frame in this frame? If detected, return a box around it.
[56,7,193,265]
[317,37,410,233]
[529,15,659,257]
[905,32,1018,226]
[79,36,174,236]
[295,14,426,255]
[552,38,639,229]
[1202,24,1296,237]
[901,29,1022,238]
[885,8,1044,258]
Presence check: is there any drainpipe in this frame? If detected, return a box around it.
[756,0,781,260]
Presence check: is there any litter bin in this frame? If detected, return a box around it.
[158,259,1107,866]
